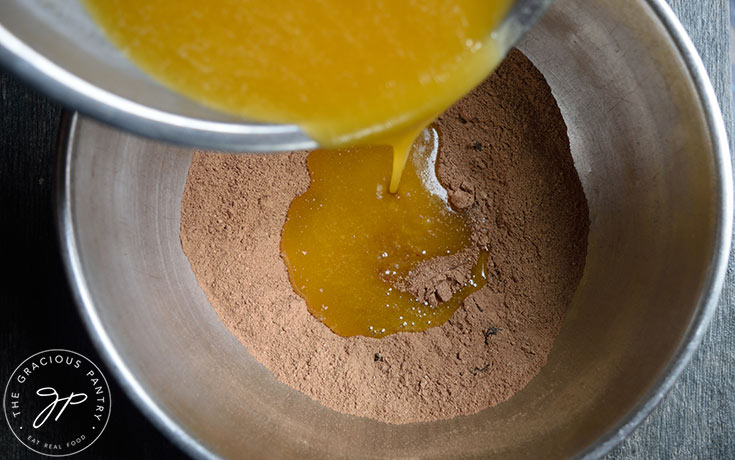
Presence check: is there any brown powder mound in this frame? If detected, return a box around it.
[394,248,479,306]
[180,49,589,424]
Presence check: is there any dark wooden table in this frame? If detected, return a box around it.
[1,1,732,458]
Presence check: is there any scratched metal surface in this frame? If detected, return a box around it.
[0,1,732,458]
[605,1,735,459]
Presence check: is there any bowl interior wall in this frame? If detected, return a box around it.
[63,0,718,458]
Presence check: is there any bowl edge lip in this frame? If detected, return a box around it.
[54,112,221,460]
[53,0,734,458]
[0,17,317,152]
[573,0,733,457]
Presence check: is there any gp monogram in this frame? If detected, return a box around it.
[3,349,111,456]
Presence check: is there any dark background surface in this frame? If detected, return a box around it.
[1,1,733,459]
[0,75,188,459]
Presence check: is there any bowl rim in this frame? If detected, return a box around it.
[0,0,553,153]
[54,0,733,458]
[0,10,316,152]
[571,1,733,455]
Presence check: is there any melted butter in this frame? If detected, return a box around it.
[84,0,512,186]
[84,0,512,337]
[282,128,487,337]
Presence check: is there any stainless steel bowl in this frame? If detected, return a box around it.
[57,0,732,458]
[0,0,550,152]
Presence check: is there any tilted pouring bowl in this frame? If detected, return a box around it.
[0,0,551,152]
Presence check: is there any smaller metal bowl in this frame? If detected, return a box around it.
[57,0,732,458]
[0,0,549,152]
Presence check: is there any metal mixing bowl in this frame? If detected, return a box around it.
[57,0,732,458]
[0,0,550,152]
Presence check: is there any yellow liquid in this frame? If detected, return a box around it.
[282,128,486,337]
[84,0,512,186]
[84,0,512,336]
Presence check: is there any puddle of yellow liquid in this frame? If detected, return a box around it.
[84,0,511,336]
[84,0,512,186]
[282,128,486,337]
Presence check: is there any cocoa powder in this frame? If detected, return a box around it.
[180,50,589,424]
